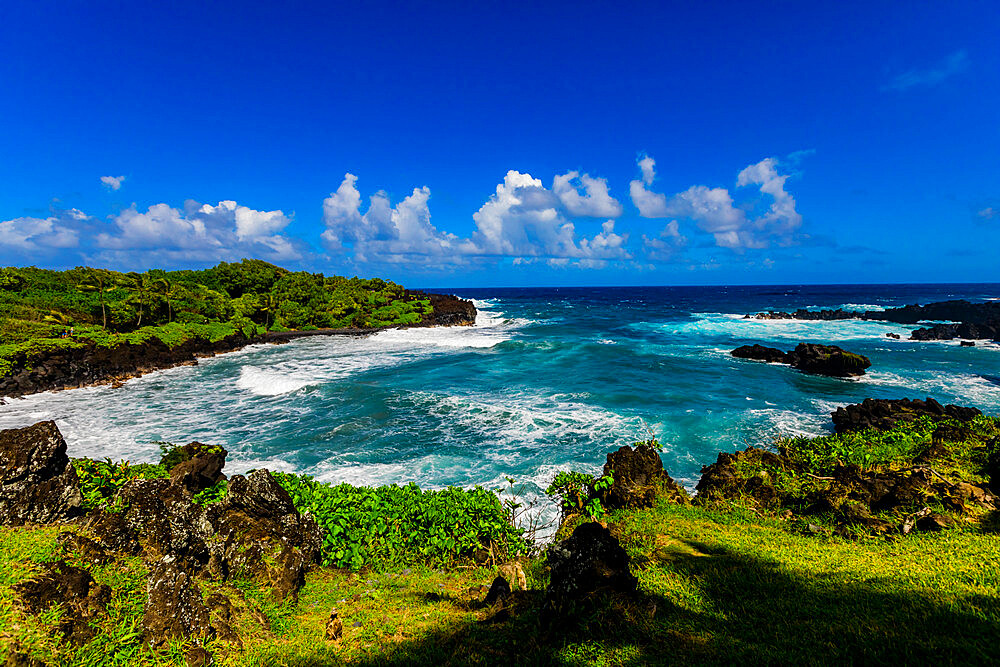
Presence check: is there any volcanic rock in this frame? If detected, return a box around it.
[0,420,83,526]
[599,443,688,510]
[731,344,788,364]
[143,556,213,646]
[831,398,982,434]
[167,442,227,495]
[785,343,871,377]
[14,560,110,645]
[541,522,637,626]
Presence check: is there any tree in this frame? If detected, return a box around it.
[122,272,152,327]
[151,277,175,322]
[78,268,112,328]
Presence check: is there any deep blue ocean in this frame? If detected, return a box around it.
[2,284,999,530]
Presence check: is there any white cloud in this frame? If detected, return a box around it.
[642,220,687,261]
[322,170,631,268]
[552,171,622,217]
[631,155,804,250]
[96,199,300,263]
[884,50,970,92]
[0,212,81,252]
[629,156,669,217]
[977,207,997,220]
[100,175,125,191]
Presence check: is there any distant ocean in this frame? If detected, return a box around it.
[2,283,999,530]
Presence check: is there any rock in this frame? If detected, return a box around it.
[405,291,477,327]
[324,608,343,641]
[731,344,788,364]
[695,448,789,509]
[184,647,213,667]
[168,443,227,495]
[541,522,637,626]
[143,556,213,646]
[57,532,111,566]
[208,470,323,601]
[205,593,241,646]
[835,501,893,534]
[0,421,83,526]
[914,512,957,532]
[960,340,976,347]
[599,443,687,510]
[932,423,973,444]
[498,561,527,591]
[831,398,982,434]
[785,343,871,377]
[483,575,511,605]
[750,308,862,321]
[886,333,901,339]
[14,560,110,645]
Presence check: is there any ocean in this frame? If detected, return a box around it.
[2,283,999,531]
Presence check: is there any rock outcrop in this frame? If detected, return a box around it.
[0,421,83,526]
[163,442,227,495]
[748,299,1000,342]
[408,291,477,327]
[730,343,871,377]
[598,443,688,510]
[831,398,982,434]
[13,560,110,645]
[541,522,637,627]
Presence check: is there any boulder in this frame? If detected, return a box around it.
[143,556,213,646]
[785,343,871,377]
[167,443,227,495]
[599,443,688,510]
[541,522,637,626]
[208,470,323,601]
[831,398,982,434]
[695,448,789,508]
[14,560,110,645]
[483,575,511,605]
[0,421,83,526]
[731,344,788,364]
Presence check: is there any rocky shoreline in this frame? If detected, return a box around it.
[0,293,476,400]
[748,299,1000,342]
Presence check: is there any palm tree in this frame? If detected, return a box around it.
[78,268,112,328]
[122,272,151,327]
[151,277,175,322]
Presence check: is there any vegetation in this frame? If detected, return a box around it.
[3,419,999,664]
[0,259,435,379]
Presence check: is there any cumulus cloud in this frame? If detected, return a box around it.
[95,199,301,264]
[100,175,125,191]
[323,171,630,268]
[884,50,970,92]
[0,210,82,253]
[630,154,804,250]
[551,171,622,217]
[641,220,687,261]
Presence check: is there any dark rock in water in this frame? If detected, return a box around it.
[483,575,512,605]
[731,344,788,364]
[168,442,227,495]
[541,522,637,626]
[406,291,477,327]
[143,556,213,646]
[14,560,111,645]
[960,340,976,347]
[751,308,862,321]
[599,443,688,510]
[208,470,323,601]
[886,332,901,339]
[831,398,982,434]
[730,343,870,377]
[0,420,83,526]
[785,343,871,377]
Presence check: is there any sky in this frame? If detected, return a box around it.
[1,1,998,287]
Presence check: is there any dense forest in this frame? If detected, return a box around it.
[0,259,433,377]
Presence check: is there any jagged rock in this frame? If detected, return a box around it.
[58,532,111,566]
[14,560,110,645]
[599,443,688,510]
[831,398,982,434]
[731,344,788,364]
[143,556,213,646]
[541,522,637,626]
[695,448,790,508]
[786,343,871,377]
[88,478,212,566]
[206,593,242,646]
[483,575,511,605]
[914,512,957,532]
[208,470,323,601]
[0,421,83,526]
[406,291,477,327]
[167,443,227,495]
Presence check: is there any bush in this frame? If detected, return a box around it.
[272,473,528,570]
[72,458,168,511]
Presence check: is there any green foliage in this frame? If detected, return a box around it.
[71,458,168,511]
[0,260,438,378]
[192,480,228,506]
[546,470,614,520]
[272,472,528,571]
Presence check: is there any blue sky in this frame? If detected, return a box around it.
[1,1,998,287]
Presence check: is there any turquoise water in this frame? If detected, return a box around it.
[2,284,999,530]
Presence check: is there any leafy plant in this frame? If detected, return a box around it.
[545,470,614,520]
[72,458,168,511]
